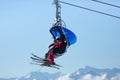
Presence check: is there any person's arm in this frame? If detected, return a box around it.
[49,43,54,48]
[54,40,63,48]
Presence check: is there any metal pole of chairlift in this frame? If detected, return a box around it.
[53,0,62,26]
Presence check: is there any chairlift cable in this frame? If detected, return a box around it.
[59,1,120,19]
[92,0,120,9]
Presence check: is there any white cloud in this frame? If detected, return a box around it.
[55,73,120,80]
[25,74,31,79]
[57,74,72,80]
[110,74,120,80]
[79,73,108,80]
[76,71,80,75]
[81,74,92,80]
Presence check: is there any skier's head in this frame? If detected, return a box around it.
[56,36,61,40]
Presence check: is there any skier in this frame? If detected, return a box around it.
[31,26,76,68]
[45,36,67,64]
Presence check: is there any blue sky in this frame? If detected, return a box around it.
[0,0,120,78]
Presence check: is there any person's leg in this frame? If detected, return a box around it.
[45,53,48,59]
[45,48,53,59]
[45,49,55,64]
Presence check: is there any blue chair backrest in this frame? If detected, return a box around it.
[50,26,77,46]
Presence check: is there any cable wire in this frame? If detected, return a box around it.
[59,1,120,19]
[92,0,120,8]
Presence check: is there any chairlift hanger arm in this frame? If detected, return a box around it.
[53,0,62,26]
[59,1,120,20]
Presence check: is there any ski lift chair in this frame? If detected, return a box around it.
[50,26,77,58]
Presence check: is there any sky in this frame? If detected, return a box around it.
[0,0,120,78]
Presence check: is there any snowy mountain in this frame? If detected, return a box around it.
[68,66,120,80]
[1,66,120,80]
[16,72,62,80]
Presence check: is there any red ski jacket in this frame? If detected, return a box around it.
[49,39,63,48]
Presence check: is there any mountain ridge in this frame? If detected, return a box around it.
[1,66,120,80]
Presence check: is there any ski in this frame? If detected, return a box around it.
[54,63,62,67]
[31,56,44,61]
[32,53,44,60]
[31,57,41,61]
[40,63,60,69]
[31,61,60,69]
[31,53,62,69]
